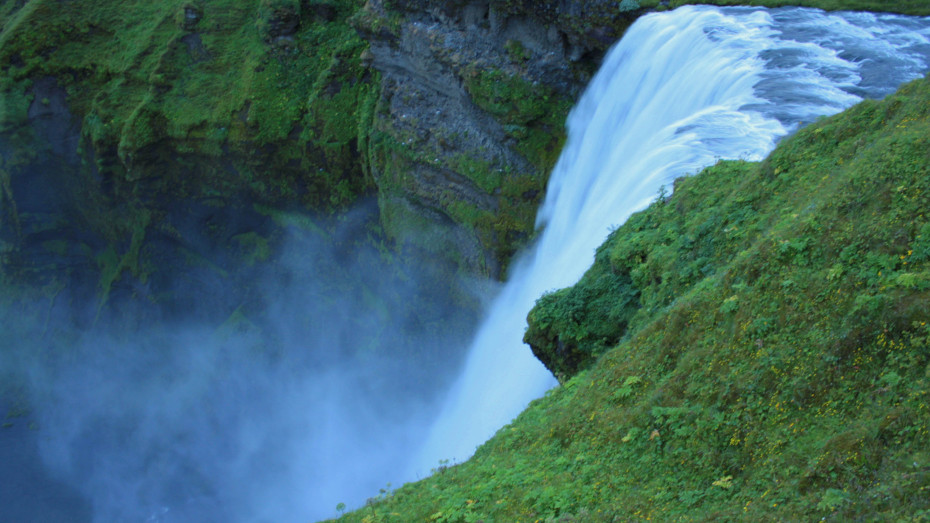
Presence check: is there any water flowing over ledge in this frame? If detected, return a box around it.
[408,4,930,478]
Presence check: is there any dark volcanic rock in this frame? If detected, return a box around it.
[356,0,621,277]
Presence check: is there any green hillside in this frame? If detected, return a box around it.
[1,0,929,520]
[337,73,930,521]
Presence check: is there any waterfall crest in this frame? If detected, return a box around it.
[409,5,930,476]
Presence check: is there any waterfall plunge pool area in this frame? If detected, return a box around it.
[2,4,930,522]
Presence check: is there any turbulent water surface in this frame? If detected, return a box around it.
[410,4,930,477]
[3,5,930,523]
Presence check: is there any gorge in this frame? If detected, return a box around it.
[1,1,930,521]
[412,4,930,481]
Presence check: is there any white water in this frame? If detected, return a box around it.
[409,5,930,476]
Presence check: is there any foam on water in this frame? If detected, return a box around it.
[409,5,930,477]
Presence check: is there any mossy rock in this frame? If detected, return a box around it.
[525,248,640,380]
[340,70,930,523]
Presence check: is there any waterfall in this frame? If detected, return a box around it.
[409,5,930,476]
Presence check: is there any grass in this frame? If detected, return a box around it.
[0,0,376,210]
[2,0,930,519]
[334,72,930,522]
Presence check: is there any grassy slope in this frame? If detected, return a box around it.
[336,72,930,521]
[1,0,928,518]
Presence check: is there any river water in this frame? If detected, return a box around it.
[3,5,930,522]
[410,4,930,478]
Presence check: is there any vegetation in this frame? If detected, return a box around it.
[464,69,571,176]
[3,0,930,518]
[335,73,930,521]
[0,0,388,315]
[0,0,377,208]
[452,69,571,271]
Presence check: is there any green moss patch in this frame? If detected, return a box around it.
[0,0,377,210]
[337,74,930,522]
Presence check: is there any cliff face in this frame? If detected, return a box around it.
[0,0,643,310]
[356,0,642,276]
[0,0,380,319]
[339,70,930,523]
[4,1,930,317]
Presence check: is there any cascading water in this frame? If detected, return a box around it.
[5,6,930,522]
[409,5,930,477]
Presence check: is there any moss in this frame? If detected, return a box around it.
[339,73,930,522]
[349,0,403,37]
[0,0,376,212]
[437,67,572,271]
[0,76,32,134]
[381,195,473,266]
[0,0,392,316]
[370,113,553,275]
[466,69,548,126]
[463,67,570,177]
[524,247,640,381]
[503,39,530,63]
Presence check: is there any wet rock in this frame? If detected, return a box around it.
[359,0,592,276]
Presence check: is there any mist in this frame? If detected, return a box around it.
[0,201,486,522]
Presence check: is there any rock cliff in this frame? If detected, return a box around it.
[0,0,645,310]
[356,0,643,276]
[0,0,378,316]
